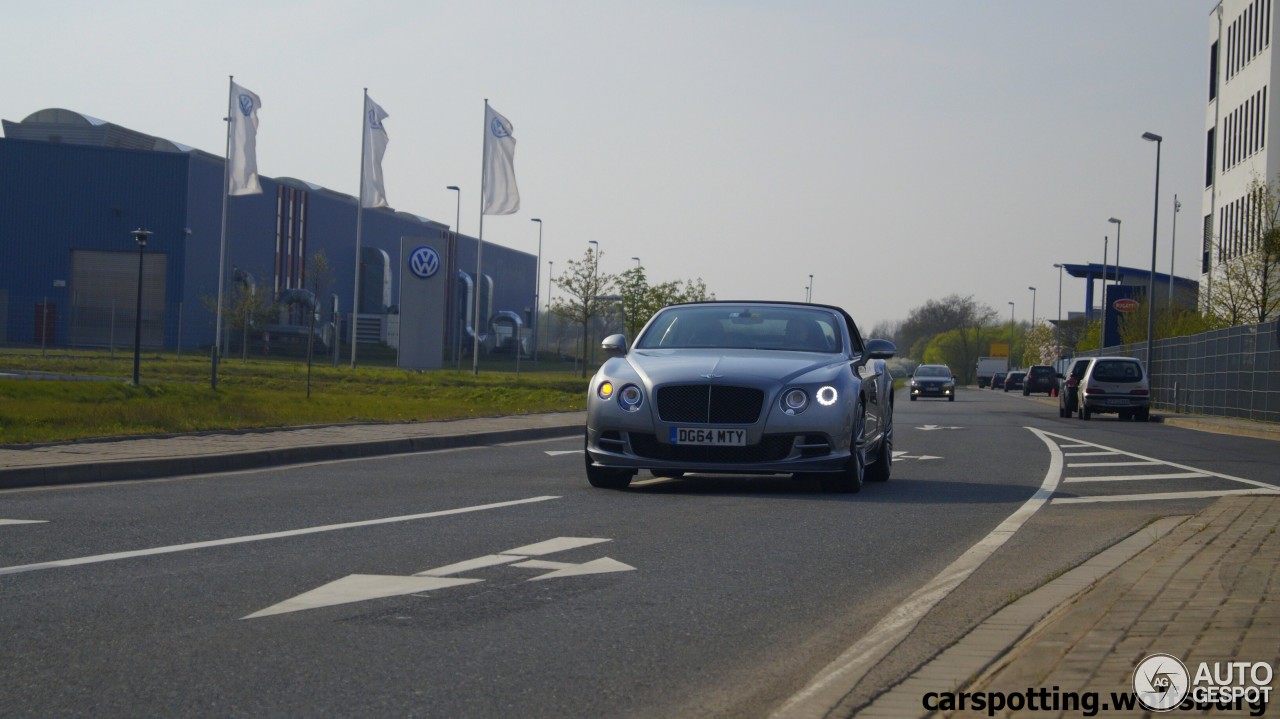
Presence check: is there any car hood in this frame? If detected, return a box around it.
[624,349,844,386]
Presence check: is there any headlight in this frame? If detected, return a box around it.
[618,384,643,411]
[597,381,614,400]
[780,388,809,415]
[816,386,838,406]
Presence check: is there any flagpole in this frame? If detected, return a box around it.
[472,99,489,376]
[351,88,368,369]
[212,75,234,390]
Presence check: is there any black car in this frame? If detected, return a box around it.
[909,364,956,401]
[1023,365,1059,396]
[1058,358,1092,417]
[990,371,1007,390]
[1003,371,1026,392]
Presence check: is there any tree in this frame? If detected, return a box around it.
[550,246,615,377]
[1204,177,1280,325]
[617,267,713,340]
[897,294,998,367]
[308,249,335,306]
[1021,323,1057,367]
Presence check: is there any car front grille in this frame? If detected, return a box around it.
[629,433,796,463]
[655,385,764,424]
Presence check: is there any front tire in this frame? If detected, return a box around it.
[821,409,865,493]
[584,431,634,489]
[865,403,893,483]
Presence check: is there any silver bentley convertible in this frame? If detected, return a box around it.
[584,301,896,492]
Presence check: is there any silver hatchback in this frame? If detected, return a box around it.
[1078,356,1150,421]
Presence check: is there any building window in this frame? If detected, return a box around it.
[1206,127,1216,187]
[1203,214,1212,273]
[1210,40,1219,100]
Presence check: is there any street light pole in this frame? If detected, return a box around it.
[1101,235,1109,348]
[1053,263,1064,360]
[531,218,543,365]
[447,186,461,369]
[1008,301,1015,353]
[1108,217,1122,288]
[808,274,814,303]
[1169,195,1181,303]
[1028,286,1037,327]
[588,240,599,372]
[131,228,152,387]
[1142,132,1163,378]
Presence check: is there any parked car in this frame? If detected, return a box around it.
[584,301,897,492]
[1003,371,1026,392]
[909,364,956,401]
[990,371,1007,390]
[1077,356,1150,421]
[1023,365,1059,396]
[1058,358,1093,417]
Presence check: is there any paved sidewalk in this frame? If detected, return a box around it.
[0,411,586,489]
[934,494,1280,718]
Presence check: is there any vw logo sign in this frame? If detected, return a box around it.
[409,246,441,279]
[238,94,255,117]
[490,116,512,138]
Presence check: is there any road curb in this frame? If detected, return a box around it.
[0,423,583,490]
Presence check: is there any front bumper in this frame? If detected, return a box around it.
[910,384,954,398]
[586,427,851,475]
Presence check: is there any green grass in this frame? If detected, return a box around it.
[0,348,589,444]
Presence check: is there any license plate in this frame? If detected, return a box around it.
[1105,398,1129,406]
[670,427,747,446]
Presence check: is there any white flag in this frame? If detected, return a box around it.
[482,103,519,215]
[361,94,390,209]
[227,81,262,196]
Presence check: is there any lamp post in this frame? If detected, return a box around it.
[1028,286,1037,327]
[1169,195,1181,303]
[1008,300,1015,352]
[1053,263,1064,359]
[588,240,599,370]
[447,185,461,369]
[547,260,555,359]
[1142,131,1163,379]
[1108,217,1122,287]
[1101,235,1109,347]
[531,218,543,365]
[131,228,152,387]
[808,274,814,303]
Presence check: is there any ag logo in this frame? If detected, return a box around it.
[491,116,512,139]
[409,246,441,279]
[238,94,255,117]
[1133,653,1189,712]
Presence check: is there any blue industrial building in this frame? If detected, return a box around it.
[0,108,535,359]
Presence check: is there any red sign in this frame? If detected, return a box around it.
[1113,298,1139,313]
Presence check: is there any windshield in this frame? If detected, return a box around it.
[914,366,951,378]
[1091,360,1144,382]
[635,306,843,352]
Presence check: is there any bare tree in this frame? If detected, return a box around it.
[550,246,615,377]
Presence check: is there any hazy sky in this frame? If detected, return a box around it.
[3,1,1213,332]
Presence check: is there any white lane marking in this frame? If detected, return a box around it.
[1066,461,1160,468]
[917,425,962,431]
[772,427,1063,718]
[631,477,676,487]
[0,496,560,578]
[544,450,584,456]
[0,519,47,526]
[1063,451,1119,457]
[893,451,942,461]
[245,536,630,618]
[1064,472,1209,484]
[1053,488,1280,505]
[1038,430,1278,491]
[243,574,483,619]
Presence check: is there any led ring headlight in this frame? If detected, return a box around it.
[618,384,643,411]
[816,386,838,406]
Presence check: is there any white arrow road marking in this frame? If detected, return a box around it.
[0,519,47,526]
[892,451,942,461]
[544,450,584,456]
[916,425,962,431]
[243,575,482,619]
[513,557,636,581]
[246,537,628,619]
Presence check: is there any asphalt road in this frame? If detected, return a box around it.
[2,387,1277,718]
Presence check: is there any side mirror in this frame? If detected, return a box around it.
[864,338,896,360]
[601,334,628,357]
